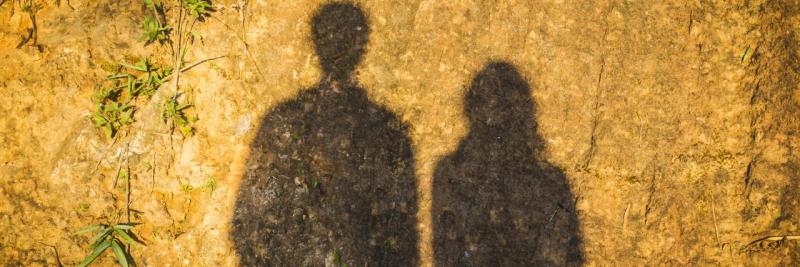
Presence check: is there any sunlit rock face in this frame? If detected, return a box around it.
[1,0,799,266]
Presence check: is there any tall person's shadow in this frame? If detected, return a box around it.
[231,3,418,265]
[433,62,583,266]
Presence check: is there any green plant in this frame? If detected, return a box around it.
[332,250,348,267]
[92,101,134,139]
[75,203,91,213]
[91,58,172,139]
[142,0,162,11]
[116,169,130,192]
[741,46,750,63]
[74,223,142,267]
[118,59,172,98]
[180,178,217,193]
[161,94,196,137]
[93,85,121,103]
[140,15,170,44]
[80,1,221,265]
[183,0,213,20]
[198,178,217,192]
[180,183,194,193]
[20,0,32,12]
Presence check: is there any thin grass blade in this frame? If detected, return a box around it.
[120,62,147,72]
[78,239,111,267]
[90,228,113,248]
[114,229,137,245]
[112,224,135,230]
[73,225,103,235]
[106,74,129,80]
[111,239,129,267]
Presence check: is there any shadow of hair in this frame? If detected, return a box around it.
[432,61,583,266]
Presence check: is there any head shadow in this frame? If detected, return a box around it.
[311,2,370,82]
[230,2,418,266]
[433,61,583,265]
[464,62,543,151]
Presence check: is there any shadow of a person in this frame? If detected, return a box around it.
[231,3,418,266]
[432,62,583,266]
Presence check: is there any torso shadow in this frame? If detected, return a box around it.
[232,85,419,266]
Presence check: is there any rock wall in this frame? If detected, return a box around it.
[1,0,799,265]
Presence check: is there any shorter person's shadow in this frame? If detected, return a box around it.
[433,62,583,266]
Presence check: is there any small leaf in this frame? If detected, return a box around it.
[103,127,113,139]
[741,47,750,63]
[79,239,112,267]
[111,239,129,267]
[114,229,137,245]
[126,77,136,96]
[113,224,135,230]
[106,74,128,80]
[90,228,113,248]
[91,114,106,125]
[191,31,203,43]
[73,225,104,235]
[120,61,147,72]
[180,126,194,136]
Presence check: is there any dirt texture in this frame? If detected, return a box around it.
[1,0,800,266]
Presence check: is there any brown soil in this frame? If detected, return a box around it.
[1,0,800,266]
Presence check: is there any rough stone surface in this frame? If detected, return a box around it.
[1,0,799,266]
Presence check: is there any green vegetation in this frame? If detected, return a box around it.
[116,169,130,192]
[20,1,32,12]
[741,46,750,63]
[91,58,172,139]
[91,0,222,140]
[161,94,196,137]
[74,223,142,267]
[140,15,170,44]
[332,250,348,267]
[92,101,134,139]
[75,203,91,213]
[183,0,213,20]
[311,177,320,189]
[119,59,172,98]
[180,183,194,193]
[180,178,218,193]
[80,0,218,265]
[141,0,170,44]
[198,178,218,192]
